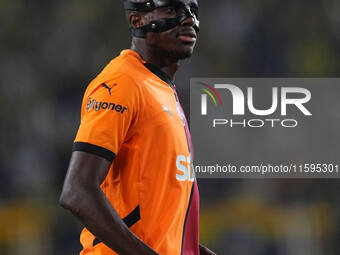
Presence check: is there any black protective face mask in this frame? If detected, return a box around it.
[124,0,200,38]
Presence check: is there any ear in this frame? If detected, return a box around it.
[129,12,147,28]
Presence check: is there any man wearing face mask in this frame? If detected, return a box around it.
[60,1,215,254]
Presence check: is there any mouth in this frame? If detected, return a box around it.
[177,30,197,43]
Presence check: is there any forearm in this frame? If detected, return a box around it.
[60,183,157,255]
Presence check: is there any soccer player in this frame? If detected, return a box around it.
[60,0,215,254]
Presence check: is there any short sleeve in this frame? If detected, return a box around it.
[73,74,140,162]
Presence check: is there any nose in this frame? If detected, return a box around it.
[181,15,195,27]
[180,13,200,33]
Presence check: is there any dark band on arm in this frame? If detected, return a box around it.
[93,205,141,247]
[72,142,116,163]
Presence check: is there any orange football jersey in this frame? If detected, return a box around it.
[73,49,199,255]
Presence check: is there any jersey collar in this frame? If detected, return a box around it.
[143,62,174,88]
[121,49,145,63]
[121,49,174,88]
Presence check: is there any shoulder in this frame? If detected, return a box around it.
[84,53,148,98]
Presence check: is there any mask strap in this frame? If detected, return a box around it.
[124,0,157,12]
[132,18,180,38]
[125,0,200,38]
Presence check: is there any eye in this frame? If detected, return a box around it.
[190,6,199,18]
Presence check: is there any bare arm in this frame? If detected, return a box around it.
[59,151,158,255]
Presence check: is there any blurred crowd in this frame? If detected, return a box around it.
[1,0,340,254]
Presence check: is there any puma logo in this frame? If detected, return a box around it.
[102,83,117,96]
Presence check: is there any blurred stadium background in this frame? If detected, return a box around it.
[1,0,340,254]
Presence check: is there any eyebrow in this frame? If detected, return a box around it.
[190,2,198,9]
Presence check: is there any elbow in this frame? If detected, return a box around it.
[59,188,74,210]
[59,182,80,212]
[59,180,94,215]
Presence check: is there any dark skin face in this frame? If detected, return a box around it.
[128,0,199,80]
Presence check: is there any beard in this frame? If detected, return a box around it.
[142,31,196,62]
[159,43,195,61]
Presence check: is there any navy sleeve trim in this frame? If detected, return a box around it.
[123,205,141,228]
[93,205,141,247]
[72,142,115,163]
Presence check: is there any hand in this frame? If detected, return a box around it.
[199,244,217,255]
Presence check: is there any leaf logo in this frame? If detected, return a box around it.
[198,82,223,115]
[198,82,223,107]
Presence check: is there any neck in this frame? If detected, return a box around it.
[131,39,180,81]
